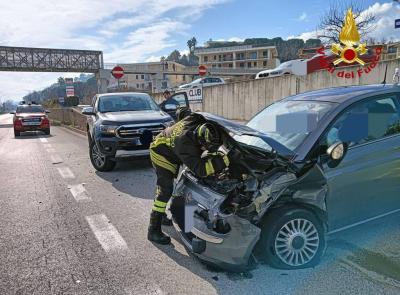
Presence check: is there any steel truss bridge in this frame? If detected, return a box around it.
[0,46,103,73]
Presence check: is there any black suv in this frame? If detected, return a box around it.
[82,92,188,171]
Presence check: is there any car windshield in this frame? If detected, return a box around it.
[236,100,334,152]
[16,105,44,113]
[98,94,159,113]
[191,78,203,84]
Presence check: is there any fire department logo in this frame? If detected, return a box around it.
[318,8,382,79]
[331,9,368,66]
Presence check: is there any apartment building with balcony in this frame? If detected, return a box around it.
[108,61,193,93]
[194,43,279,70]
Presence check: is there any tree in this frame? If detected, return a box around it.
[166,50,181,62]
[318,1,376,43]
[187,37,197,54]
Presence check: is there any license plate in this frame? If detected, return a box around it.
[23,121,40,126]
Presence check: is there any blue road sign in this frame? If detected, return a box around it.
[396,19,400,29]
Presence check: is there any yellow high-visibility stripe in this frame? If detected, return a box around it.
[154,200,167,208]
[223,155,230,166]
[150,150,176,171]
[205,160,215,176]
[150,150,177,174]
[152,206,166,213]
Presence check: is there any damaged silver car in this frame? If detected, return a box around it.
[170,84,400,270]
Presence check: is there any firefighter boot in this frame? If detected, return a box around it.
[148,211,171,245]
[162,213,173,226]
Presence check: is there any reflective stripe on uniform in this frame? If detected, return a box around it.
[223,155,230,166]
[150,150,178,174]
[152,205,166,213]
[205,159,215,176]
[151,136,172,148]
[154,199,167,208]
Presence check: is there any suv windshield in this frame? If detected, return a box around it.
[16,105,44,113]
[237,100,334,152]
[98,94,159,113]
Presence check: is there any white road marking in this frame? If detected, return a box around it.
[43,144,52,149]
[57,167,75,179]
[68,184,91,202]
[39,138,48,143]
[46,148,56,153]
[50,154,63,164]
[85,214,128,253]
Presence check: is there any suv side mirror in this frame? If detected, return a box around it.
[326,141,347,168]
[9,111,15,114]
[45,110,51,114]
[82,106,95,115]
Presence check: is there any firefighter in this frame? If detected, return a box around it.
[148,113,229,244]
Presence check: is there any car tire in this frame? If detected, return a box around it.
[44,128,50,135]
[89,140,116,172]
[257,207,326,270]
[14,129,20,137]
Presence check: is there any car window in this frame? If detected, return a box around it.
[16,105,44,113]
[98,94,159,113]
[171,93,187,107]
[324,95,400,148]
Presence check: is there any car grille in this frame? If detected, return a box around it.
[116,124,165,138]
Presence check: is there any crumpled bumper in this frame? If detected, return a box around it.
[170,194,261,272]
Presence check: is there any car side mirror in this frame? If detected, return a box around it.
[9,111,15,114]
[82,106,95,115]
[164,104,177,111]
[326,141,348,168]
[45,110,50,114]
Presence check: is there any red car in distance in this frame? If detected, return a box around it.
[11,104,50,137]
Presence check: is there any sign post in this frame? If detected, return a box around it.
[198,65,207,103]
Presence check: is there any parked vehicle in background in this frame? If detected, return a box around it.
[11,104,50,137]
[82,92,177,172]
[178,77,225,89]
[171,83,400,271]
[255,60,307,79]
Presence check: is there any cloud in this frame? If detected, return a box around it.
[0,0,228,100]
[288,2,400,42]
[298,12,308,21]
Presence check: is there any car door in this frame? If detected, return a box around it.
[321,93,400,230]
[170,92,190,109]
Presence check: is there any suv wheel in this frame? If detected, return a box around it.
[89,141,116,172]
[14,129,20,137]
[257,207,326,269]
[44,128,50,135]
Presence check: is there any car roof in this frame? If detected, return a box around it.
[287,84,400,103]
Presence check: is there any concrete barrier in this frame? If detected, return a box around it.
[48,107,87,132]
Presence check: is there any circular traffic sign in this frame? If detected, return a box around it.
[199,65,207,76]
[111,66,124,79]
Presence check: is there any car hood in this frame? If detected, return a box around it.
[99,110,172,125]
[197,112,295,159]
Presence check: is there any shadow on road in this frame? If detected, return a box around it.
[95,157,156,200]
[14,132,54,139]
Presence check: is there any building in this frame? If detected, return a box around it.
[108,61,194,93]
[194,42,279,70]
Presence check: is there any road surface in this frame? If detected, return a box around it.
[0,113,399,295]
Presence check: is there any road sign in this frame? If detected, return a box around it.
[198,65,207,76]
[111,66,124,79]
[395,19,400,29]
[65,78,75,97]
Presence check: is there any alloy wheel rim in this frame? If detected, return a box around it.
[92,144,105,167]
[274,218,319,267]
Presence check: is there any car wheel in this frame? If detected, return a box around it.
[14,129,20,137]
[89,141,116,172]
[44,128,50,135]
[257,207,326,269]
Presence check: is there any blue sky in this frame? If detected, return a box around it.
[0,0,399,100]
